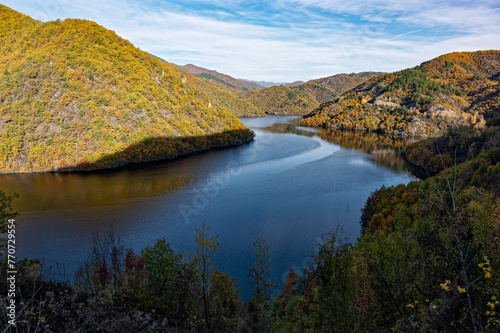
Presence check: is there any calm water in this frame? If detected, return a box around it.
[3,116,415,299]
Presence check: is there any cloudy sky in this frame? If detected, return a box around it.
[4,0,500,82]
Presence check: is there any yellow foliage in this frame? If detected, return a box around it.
[0,5,254,173]
[301,50,500,137]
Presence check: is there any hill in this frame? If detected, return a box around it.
[172,65,265,117]
[311,72,383,96]
[178,64,381,116]
[178,64,264,93]
[150,59,265,117]
[284,81,306,87]
[239,80,284,88]
[0,5,254,173]
[302,51,500,137]
[239,79,306,88]
[238,72,382,115]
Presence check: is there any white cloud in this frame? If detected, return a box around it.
[2,0,499,81]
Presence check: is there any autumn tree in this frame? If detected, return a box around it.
[74,229,148,305]
[246,238,275,332]
[189,223,219,331]
[0,190,18,291]
[247,238,274,300]
[0,190,18,234]
[273,268,299,326]
[281,268,298,301]
[74,229,124,295]
[210,271,243,332]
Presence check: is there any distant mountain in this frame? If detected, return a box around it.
[238,79,305,88]
[178,64,264,92]
[176,64,380,116]
[311,72,383,96]
[0,5,254,173]
[171,66,265,117]
[238,72,383,115]
[237,79,281,88]
[285,81,306,87]
[302,51,500,137]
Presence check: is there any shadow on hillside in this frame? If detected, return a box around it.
[57,129,254,173]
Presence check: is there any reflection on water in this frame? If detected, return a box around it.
[263,118,408,171]
[3,116,416,300]
[0,156,210,212]
[318,130,408,171]
[2,117,409,212]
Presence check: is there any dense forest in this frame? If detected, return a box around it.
[179,63,382,117]
[1,119,499,331]
[1,4,499,333]
[238,72,382,116]
[271,125,499,332]
[0,5,254,173]
[169,63,266,117]
[178,64,265,93]
[302,51,500,137]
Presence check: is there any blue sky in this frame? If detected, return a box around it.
[4,0,500,81]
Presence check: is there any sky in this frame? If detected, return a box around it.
[3,0,500,82]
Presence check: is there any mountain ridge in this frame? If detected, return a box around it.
[237,72,383,115]
[302,50,500,137]
[172,65,266,117]
[0,5,254,173]
[178,62,382,116]
[178,64,265,92]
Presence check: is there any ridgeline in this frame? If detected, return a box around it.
[238,72,382,115]
[0,5,254,173]
[302,51,500,137]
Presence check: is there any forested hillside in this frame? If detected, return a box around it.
[303,51,500,137]
[2,4,499,331]
[178,64,381,116]
[239,72,382,115]
[179,63,264,92]
[0,5,254,173]
[273,51,500,332]
[4,123,499,331]
[171,65,266,117]
[311,72,383,97]
[270,116,500,331]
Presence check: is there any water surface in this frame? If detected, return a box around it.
[3,116,415,299]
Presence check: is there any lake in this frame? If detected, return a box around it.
[3,116,415,299]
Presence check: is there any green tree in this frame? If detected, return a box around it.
[311,231,356,331]
[141,237,182,303]
[189,223,219,331]
[247,238,274,300]
[246,238,275,332]
[0,190,18,234]
[0,190,18,290]
[210,271,243,332]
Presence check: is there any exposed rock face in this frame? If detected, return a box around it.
[374,96,401,108]
[408,118,429,138]
[433,93,457,104]
[426,104,459,119]
[302,50,500,138]
[327,103,342,113]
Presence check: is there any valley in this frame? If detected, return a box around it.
[0,3,499,332]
